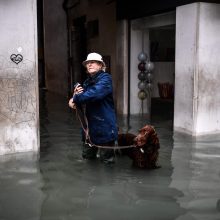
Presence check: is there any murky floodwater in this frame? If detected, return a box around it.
[0,90,220,220]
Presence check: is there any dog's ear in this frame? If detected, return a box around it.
[140,125,149,131]
[139,127,146,133]
[144,125,154,133]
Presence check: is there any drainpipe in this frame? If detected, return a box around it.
[127,19,131,132]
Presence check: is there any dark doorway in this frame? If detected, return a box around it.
[68,16,87,96]
[149,25,175,120]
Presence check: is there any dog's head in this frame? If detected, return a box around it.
[134,125,158,147]
[118,125,160,169]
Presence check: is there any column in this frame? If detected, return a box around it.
[174,2,220,136]
[0,0,39,155]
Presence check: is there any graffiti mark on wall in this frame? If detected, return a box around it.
[10,54,23,64]
[0,55,37,124]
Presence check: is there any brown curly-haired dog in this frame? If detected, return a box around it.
[118,125,160,169]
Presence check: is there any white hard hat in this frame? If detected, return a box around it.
[82,52,106,67]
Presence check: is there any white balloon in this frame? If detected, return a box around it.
[147,73,153,83]
[145,61,154,72]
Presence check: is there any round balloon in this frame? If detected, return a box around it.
[146,83,153,90]
[147,73,153,83]
[138,81,147,90]
[138,62,146,71]
[138,72,147,81]
[145,61,154,72]
[138,90,147,100]
[138,52,148,62]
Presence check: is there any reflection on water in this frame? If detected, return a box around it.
[170,132,220,220]
[0,90,219,220]
[0,152,43,220]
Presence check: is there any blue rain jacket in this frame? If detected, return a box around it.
[73,71,118,144]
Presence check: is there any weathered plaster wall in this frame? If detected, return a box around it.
[0,0,39,155]
[174,3,220,136]
[196,3,220,135]
[174,3,198,134]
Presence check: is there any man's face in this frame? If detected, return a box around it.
[86,61,102,75]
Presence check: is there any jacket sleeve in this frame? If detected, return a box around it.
[73,73,113,104]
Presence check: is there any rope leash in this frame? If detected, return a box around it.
[84,140,135,149]
[75,105,136,150]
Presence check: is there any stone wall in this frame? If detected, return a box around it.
[0,0,39,155]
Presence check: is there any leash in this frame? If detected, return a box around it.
[84,140,135,149]
[74,104,136,150]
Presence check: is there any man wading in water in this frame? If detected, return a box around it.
[68,52,118,164]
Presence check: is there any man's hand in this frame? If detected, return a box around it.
[74,84,84,94]
[68,98,76,109]
[69,84,83,109]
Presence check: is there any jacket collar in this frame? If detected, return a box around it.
[88,70,103,80]
[84,70,104,86]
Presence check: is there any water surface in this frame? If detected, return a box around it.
[0,90,220,220]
